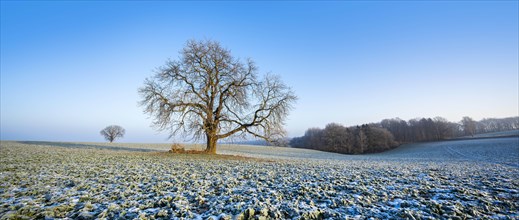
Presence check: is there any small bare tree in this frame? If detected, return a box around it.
[100,125,125,143]
[139,39,297,154]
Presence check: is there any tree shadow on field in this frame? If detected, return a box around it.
[17,141,158,152]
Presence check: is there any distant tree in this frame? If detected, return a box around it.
[408,119,423,141]
[291,115,517,154]
[365,126,397,152]
[139,40,296,154]
[478,117,519,133]
[380,118,408,142]
[100,125,125,143]
[303,128,323,149]
[510,117,519,130]
[357,125,369,154]
[461,116,477,137]
[270,138,290,147]
[289,136,305,148]
[433,117,456,140]
[321,123,351,153]
[290,123,396,154]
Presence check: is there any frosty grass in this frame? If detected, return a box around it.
[1,138,518,219]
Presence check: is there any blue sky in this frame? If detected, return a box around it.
[1,1,518,143]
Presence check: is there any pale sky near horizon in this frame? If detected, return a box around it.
[1,1,518,143]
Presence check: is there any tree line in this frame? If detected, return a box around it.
[476,117,519,134]
[290,116,518,154]
[379,116,518,143]
[289,123,398,154]
[379,117,460,142]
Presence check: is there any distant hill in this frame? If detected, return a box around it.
[222,138,290,146]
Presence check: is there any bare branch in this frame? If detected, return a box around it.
[139,39,296,153]
[100,125,125,143]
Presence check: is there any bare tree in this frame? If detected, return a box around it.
[100,125,125,143]
[478,117,519,133]
[461,116,477,137]
[139,40,297,154]
[321,123,349,153]
[433,116,455,140]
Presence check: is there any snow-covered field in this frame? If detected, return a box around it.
[1,137,518,219]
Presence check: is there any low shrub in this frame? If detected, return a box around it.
[169,143,185,153]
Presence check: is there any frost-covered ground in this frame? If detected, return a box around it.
[1,138,518,219]
[467,130,519,139]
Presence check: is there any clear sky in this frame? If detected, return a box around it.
[1,1,518,143]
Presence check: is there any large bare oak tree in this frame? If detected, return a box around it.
[139,40,297,154]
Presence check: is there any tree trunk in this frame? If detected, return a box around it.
[205,133,217,154]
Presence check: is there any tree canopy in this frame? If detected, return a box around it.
[139,40,297,153]
[100,125,125,143]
